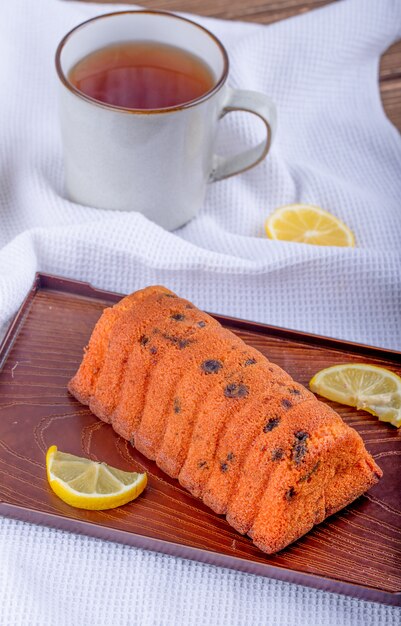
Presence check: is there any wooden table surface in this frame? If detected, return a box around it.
[87,0,401,132]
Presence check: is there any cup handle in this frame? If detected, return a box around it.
[209,87,277,182]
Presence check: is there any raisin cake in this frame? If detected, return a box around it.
[68,286,382,553]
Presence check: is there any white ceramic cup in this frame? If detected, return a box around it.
[56,10,277,230]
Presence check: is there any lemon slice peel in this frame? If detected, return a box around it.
[46,445,147,509]
[265,203,355,247]
[310,363,401,428]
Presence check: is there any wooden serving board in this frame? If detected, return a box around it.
[0,274,400,605]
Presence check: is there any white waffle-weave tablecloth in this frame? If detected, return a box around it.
[0,0,400,624]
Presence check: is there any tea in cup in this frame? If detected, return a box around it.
[56,11,277,230]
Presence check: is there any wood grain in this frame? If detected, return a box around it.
[0,274,400,606]
[76,0,401,132]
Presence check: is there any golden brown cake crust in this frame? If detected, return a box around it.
[68,286,382,554]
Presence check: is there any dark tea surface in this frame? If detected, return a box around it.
[68,42,215,110]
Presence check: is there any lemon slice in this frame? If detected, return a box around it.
[265,203,355,246]
[310,364,401,427]
[46,445,147,510]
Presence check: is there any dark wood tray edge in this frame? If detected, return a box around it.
[0,274,41,370]
[1,272,400,607]
[29,273,401,361]
[1,502,400,607]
